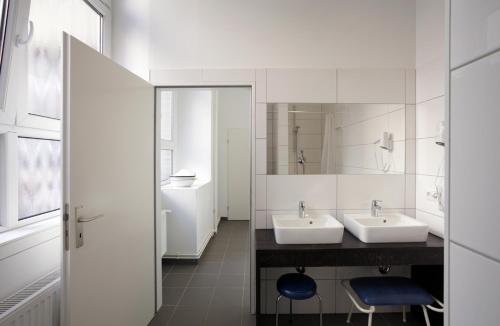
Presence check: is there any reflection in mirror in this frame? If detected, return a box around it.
[267,103,406,175]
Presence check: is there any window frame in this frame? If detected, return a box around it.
[157,88,177,186]
[15,0,112,131]
[0,131,60,231]
[0,0,113,232]
[0,0,18,125]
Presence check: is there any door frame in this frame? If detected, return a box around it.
[153,82,255,312]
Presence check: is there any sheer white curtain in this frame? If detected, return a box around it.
[321,113,336,174]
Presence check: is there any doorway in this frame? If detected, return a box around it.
[152,86,252,325]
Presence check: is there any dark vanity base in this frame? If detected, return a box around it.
[255,229,444,319]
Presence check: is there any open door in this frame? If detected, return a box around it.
[227,128,251,220]
[61,34,155,326]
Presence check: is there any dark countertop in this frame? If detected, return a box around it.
[255,229,444,267]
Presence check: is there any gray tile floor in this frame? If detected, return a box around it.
[149,220,427,326]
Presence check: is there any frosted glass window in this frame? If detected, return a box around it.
[161,90,173,141]
[70,0,102,53]
[27,0,64,120]
[27,0,102,120]
[18,137,61,220]
[160,150,172,182]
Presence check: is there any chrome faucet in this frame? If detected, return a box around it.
[299,201,306,218]
[371,200,383,217]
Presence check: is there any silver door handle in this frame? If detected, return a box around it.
[77,214,104,223]
[75,205,104,248]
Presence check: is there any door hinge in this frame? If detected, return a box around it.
[63,203,69,251]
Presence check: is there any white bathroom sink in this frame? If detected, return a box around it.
[343,213,429,243]
[272,214,344,244]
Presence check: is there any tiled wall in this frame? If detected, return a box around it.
[335,104,406,175]
[255,68,416,314]
[414,0,446,237]
[449,0,500,324]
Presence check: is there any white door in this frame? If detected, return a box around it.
[62,34,155,326]
[227,128,250,220]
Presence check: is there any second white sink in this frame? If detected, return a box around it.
[343,213,429,243]
[272,214,344,244]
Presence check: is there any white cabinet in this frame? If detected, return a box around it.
[337,69,405,103]
[266,69,337,103]
[162,181,214,259]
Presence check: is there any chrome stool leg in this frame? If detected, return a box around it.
[316,294,323,326]
[368,312,373,326]
[347,303,354,323]
[275,295,282,326]
[421,305,431,326]
[289,299,293,323]
[403,305,407,322]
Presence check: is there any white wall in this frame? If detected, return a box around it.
[448,1,500,324]
[111,0,150,80]
[175,89,213,182]
[414,0,446,237]
[216,88,251,219]
[149,0,416,69]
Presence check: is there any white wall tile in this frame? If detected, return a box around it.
[416,209,444,238]
[415,175,444,217]
[256,103,267,139]
[202,69,255,82]
[256,139,267,175]
[405,105,416,140]
[450,0,500,69]
[415,138,445,176]
[266,175,337,210]
[416,96,445,139]
[256,175,267,210]
[405,139,416,174]
[256,69,267,103]
[450,243,500,326]
[337,69,405,104]
[337,175,405,209]
[416,58,445,103]
[405,70,416,104]
[450,51,500,260]
[267,69,337,103]
[405,174,416,209]
[255,210,267,229]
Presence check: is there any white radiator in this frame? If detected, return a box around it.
[0,271,60,326]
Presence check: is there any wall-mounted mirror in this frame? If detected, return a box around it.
[267,103,406,175]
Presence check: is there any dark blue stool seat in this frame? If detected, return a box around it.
[350,277,434,306]
[277,273,317,300]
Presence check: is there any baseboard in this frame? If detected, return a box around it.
[162,231,214,261]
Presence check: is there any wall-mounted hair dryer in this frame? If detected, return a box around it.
[374,132,393,152]
[435,121,446,147]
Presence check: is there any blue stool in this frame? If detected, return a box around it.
[275,273,322,326]
[342,277,444,326]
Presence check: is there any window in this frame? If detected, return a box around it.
[158,89,175,185]
[18,137,61,220]
[160,150,172,183]
[0,0,15,119]
[161,91,173,141]
[71,0,103,53]
[25,0,107,121]
[0,0,112,231]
